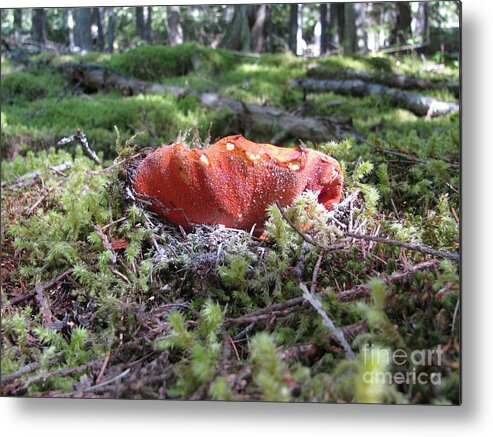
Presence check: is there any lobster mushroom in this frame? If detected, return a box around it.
[133,134,343,234]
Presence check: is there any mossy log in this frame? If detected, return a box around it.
[58,64,352,142]
[289,77,459,118]
[57,63,352,142]
[307,66,459,97]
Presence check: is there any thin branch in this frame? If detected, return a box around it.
[224,297,305,327]
[337,259,439,301]
[300,283,355,359]
[35,284,54,328]
[56,129,100,165]
[1,161,72,189]
[275,201,347,251]
[94,224,117,264]
[0,352,65,386]
[344,231,459,261]
[9,268,74,305]
[354,134,459,170]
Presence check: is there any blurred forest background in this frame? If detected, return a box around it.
[1,2,459,59]
[1,3,460,404]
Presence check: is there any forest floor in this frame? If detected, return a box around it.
[0,43,460,403]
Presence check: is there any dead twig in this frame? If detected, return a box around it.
[224,297,305,327]
[275,201,347,251]
[300,282,355,359]
[95,351,112,385]
[9,268,74,305]
[354,134,459,170]
[35,284,55,328]
[0,351,65,386]
[337,259,439,301]
[56,128,100,165]
[344,231,459,261]
[1,161,72,189]
[94,224,117,264]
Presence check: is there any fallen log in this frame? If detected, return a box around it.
[57,63,352,142]
[289,77,459,118]
[307,66,459,97]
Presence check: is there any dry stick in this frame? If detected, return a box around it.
[300,283,355,359]
[95,351,112,385]
[83,368,130,393]
[0,351,65,386]
[344,231,459,262]
[24,187,53,216]
[1,161,72,189]
[35,284,54,328]
[226,260,440,329]
[94,224,117,264]
[337,259,439,301]
[4,364,89,395]
[56,129,100,165]
[354,134,459,170]
[224,297,305,327]
[274,201,347,251]
[9,268,74,305]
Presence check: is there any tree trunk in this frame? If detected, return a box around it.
[319,4,328,55]
[166,6,183,46]
[251,5,268,53]
[336,3,345,52]
[74,8,92,53]
[266,5,273,53]
[67,9,75,51]
[391,2,412,46]
[288,4,298,54]
[13,9,22,40]
[328,4,338,50]
[145,7,152,43]
[136,7,145,39]
[107,7,115,53]
[290,77,459,117]
[344,3,356,53]
[414,2,429,44]
[220,5,251,52]
[94,8,105,51]
[32,8,46,46]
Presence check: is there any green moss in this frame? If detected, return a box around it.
[1,70,66,102]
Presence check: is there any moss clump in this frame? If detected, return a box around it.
[1,70,66,102]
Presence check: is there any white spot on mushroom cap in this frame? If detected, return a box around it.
[200,154,210,166]
[226,142,235,151]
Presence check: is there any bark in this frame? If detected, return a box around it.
[14,9,22,41]
[107,7,114,53]
[144,7,152,43]
[57,63,352,143]
[166,6,183,46]
[319,4,328,55]
[67,9,75,52]
[336,4,345,52]
[391,2,412,46]
[414,2,429,43]
[32,8,46,45]
[74,8,92,53]
[289,77,459,117]
[266,5,273,53]
[288,4,298,54]
[136,7,145,39]
[250,5,268,53]
[328,4,339,50]
[307,66,459,97]
[344,3,357,54]
[94,8,105,52]
[220,5,251,52]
